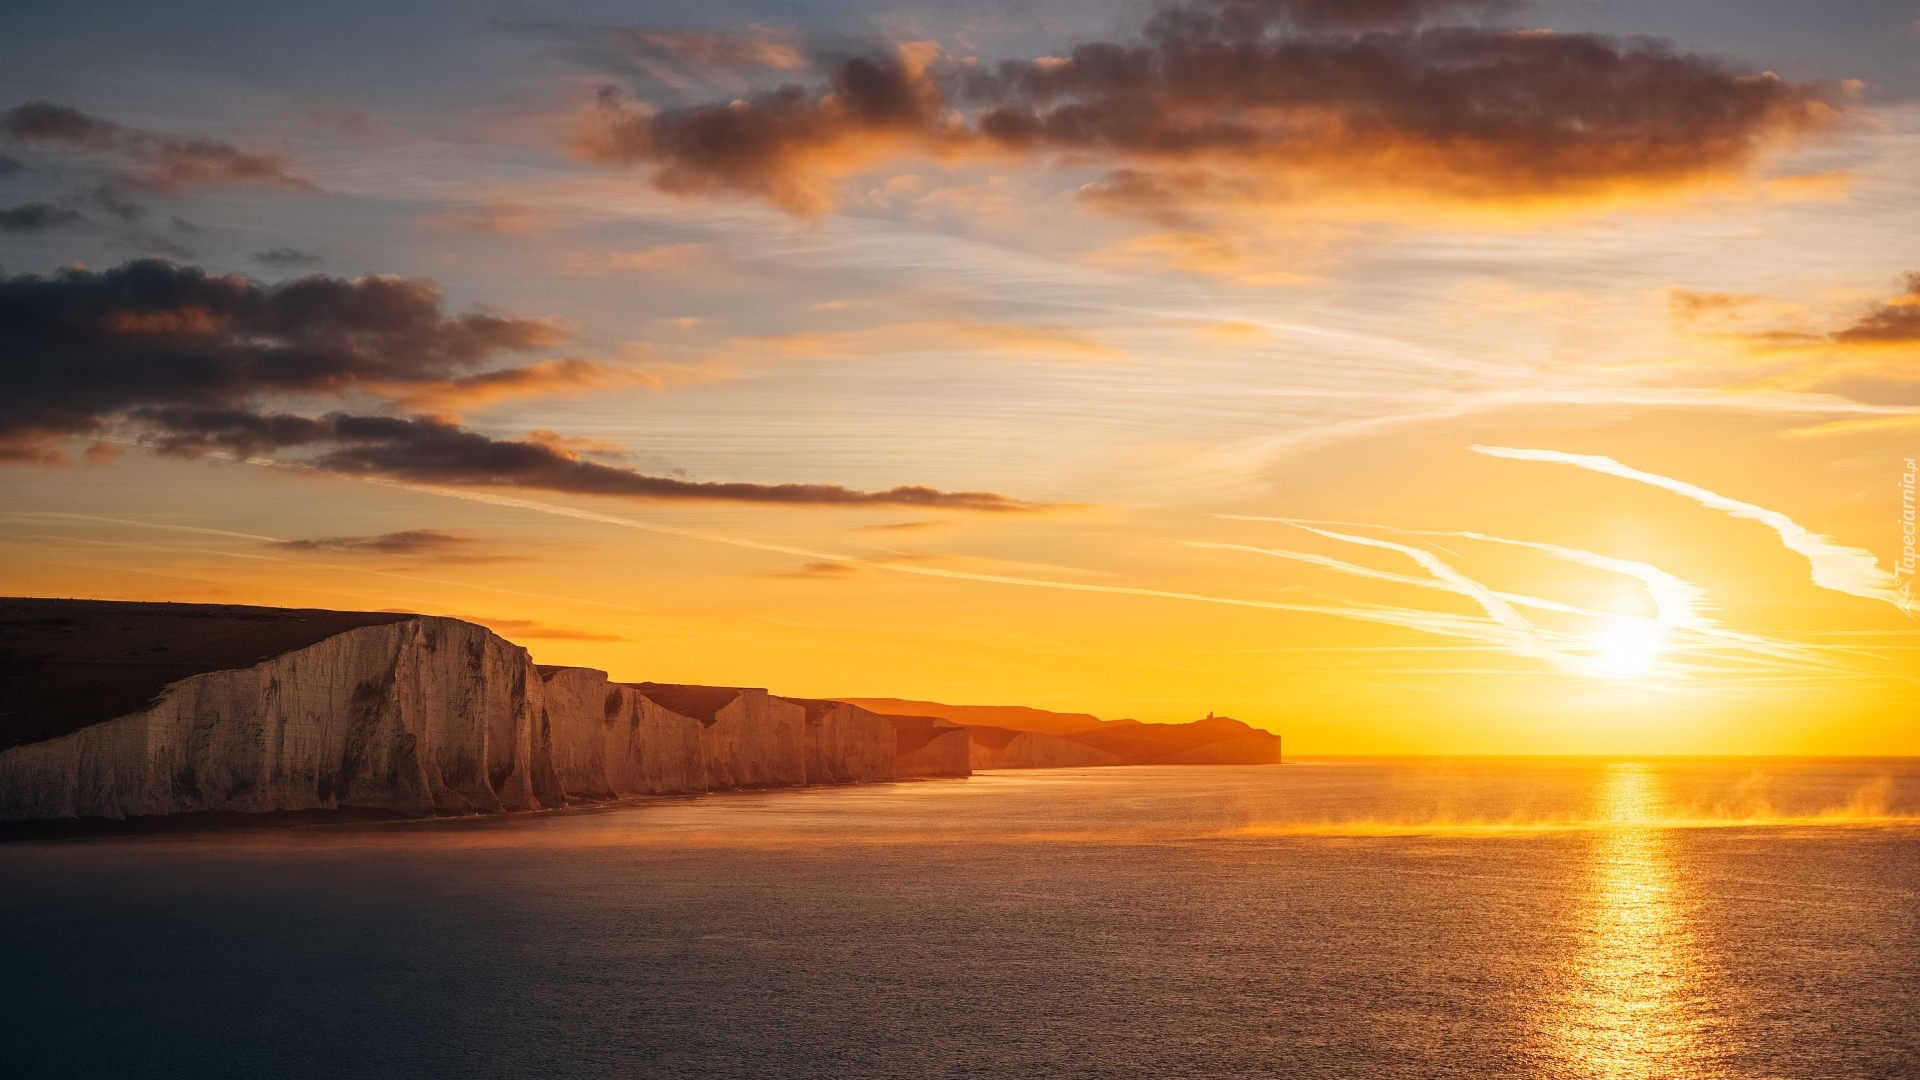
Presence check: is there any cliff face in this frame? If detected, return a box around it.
[787,699,897,785]
[966,725,1123,770]
[0,623,932,821]
[0,599,1283,823]
[635,683,808,790]
[840,698,1105,737]
[889,715,972,778]
[837,694,1282,768]
[0,617,548,820]
[0,598,415,752]
[1064,717,1283,765]
[536,667,707,798]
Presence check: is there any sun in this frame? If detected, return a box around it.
[1590,615,1668,679]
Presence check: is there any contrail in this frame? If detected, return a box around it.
[1223,520,1715,632]
[371,481,1565,646]
[1,510,282,543]
[1209,516,1882,680]
[1198,524,1630,677]
[1472,445,1900,609]
[1188,541,1597,619]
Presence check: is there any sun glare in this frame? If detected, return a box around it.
[1591,616,1668,679]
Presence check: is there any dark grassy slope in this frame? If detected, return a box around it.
[626,682,744,726]
[884,714,967,756]
[0,598,415,750]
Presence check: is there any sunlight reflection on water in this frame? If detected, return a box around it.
[1539,764,1729,1079]
[1,760,1914,1079]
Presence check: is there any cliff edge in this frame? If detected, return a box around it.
[0,599,1277,823]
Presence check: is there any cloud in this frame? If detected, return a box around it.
[89,183,145,220]
[252,247,324,269]
[557,242,711,276]
[577,42,954,214]
[427,201,558,235]
[136,408,1040,509]
[726,318,1120,361]
[0,258,1038,510]
[0,258,564,458]
[1232,0,1515,29]
[578,3,1846,218]
[269,529,476,556]
[611,25,808,75]
[1471,445,1903,609]
[1830,272,1920,346]
[1679,273,1920,404]
[1082,231,1310,284]
[779,560,861,578]
[269,528,532,566]
[0,202,82,232]
[384,357,664,411]
[0,101,313,193]
[472,617,630,642]
[1205,515,1865,679]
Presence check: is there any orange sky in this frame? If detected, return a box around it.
[1,0,1916,752]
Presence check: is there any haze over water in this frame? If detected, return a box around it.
[4,760,1916,1079]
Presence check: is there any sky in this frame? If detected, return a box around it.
[1,0,1917,754]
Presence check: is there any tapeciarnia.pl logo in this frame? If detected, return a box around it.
[1899,457,1916,617]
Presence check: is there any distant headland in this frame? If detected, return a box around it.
[0,598,1281,826]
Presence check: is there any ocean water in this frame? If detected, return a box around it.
[2,759,1916,1079]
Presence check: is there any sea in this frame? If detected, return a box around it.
[2,759,1916,1079]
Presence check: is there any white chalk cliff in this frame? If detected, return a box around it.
[0,599,1278,823]
[0,614,945,821]
[0,617,548,819]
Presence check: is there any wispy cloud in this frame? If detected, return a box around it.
[1204,515,1881,681]
[1472,445,1901,609]
[1,101,313,193]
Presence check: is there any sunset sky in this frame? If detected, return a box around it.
[2,0,1916,754]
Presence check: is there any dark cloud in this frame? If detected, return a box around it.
[779,560,860,578]
[0,258,1037,510]
[1179,0,1513,31]
[0,202,83,233]
[134,407,1036,509]
[269,529,473,555]
[475,618,630,642]
[0,258,563,456]
[1,101,314,194]
[90,183,145,221]
[580,45,950,213]
[268,529,530,566]
[0,155,23,179]
[1831,273,1920,345]
[579,3,1844,217]
[252,247,325,268]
